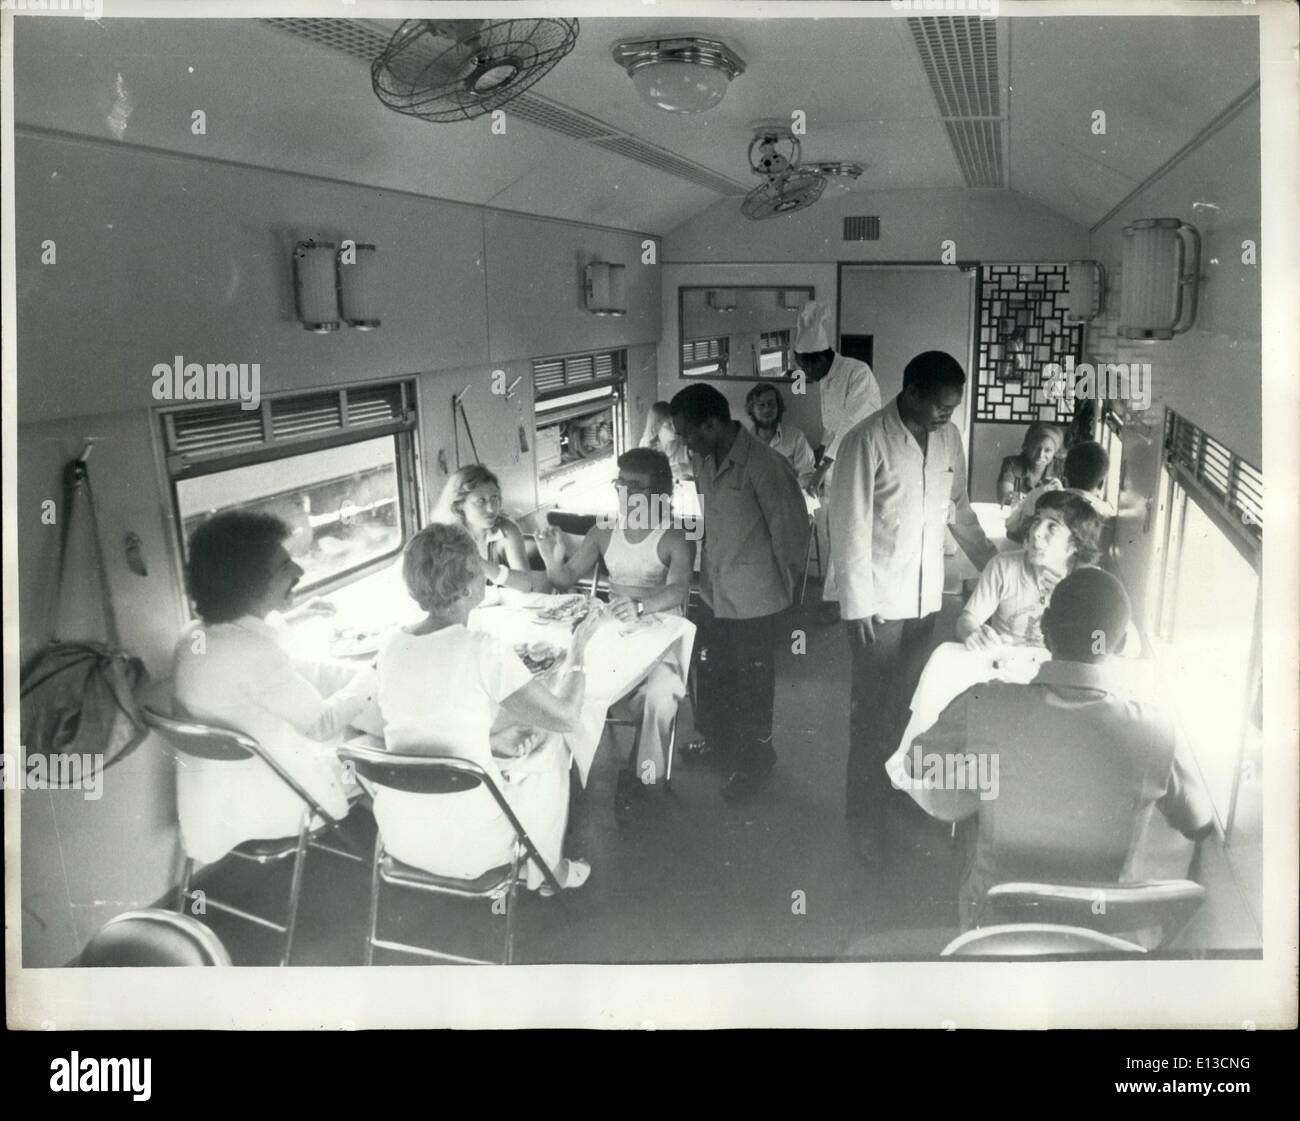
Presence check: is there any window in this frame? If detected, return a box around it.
[1150,410,1261,834]
[758,329,791,376]
[1100,405,1124,508]
[161,380,420,597]
[532,350,627,510]
[681,336,729,378]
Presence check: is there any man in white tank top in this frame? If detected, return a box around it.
[537,448,695,811]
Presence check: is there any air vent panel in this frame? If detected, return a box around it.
[843,216,881,242]
[907,15,1006,189]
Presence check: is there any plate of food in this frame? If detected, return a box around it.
[330,625,387,659]
[514,641,566,676]
[531,594,592,627]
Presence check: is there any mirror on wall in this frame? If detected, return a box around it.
[678,285,815,383]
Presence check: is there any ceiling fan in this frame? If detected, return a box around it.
[371,18,579,123]
[741,123,862,220]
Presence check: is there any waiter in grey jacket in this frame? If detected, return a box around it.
[792,300,882,626]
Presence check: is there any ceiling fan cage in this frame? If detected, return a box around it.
[741,169,827,220]
[371,18,579,123]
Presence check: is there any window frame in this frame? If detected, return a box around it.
[1149,408,1262,837]
[680,335,730,379]
[158,378,424,607]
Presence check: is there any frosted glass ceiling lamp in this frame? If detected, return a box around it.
[293,241,340,333]
[337,243,381,330]
[584,261,626,317]
[1119,219,1201,340]
[612,38,746,113]
[1064,260,1105,324]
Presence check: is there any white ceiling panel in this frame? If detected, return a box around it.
[11,12,1262,234]
[1008,16,1258,225]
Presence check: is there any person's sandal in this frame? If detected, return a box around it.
[538,858,591,898]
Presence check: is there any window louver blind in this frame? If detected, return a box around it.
[682,337,727,365]
[1165,410,1261,541]
[164,379,416,475]
[532,349,626,399]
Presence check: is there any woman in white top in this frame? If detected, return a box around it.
[639,400,693,481]
[536,447,694,810]
[431,464,545,595]
[172,511,373,864]
[374,522,600,892]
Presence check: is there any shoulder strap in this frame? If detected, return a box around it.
[51,456,121,647]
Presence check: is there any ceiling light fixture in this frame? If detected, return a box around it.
[612,37,746,113]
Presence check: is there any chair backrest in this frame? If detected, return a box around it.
[142,704,260,762]
[941,924,1147,958]
[143,704,342,828]
[520,534,547,572]
[339,742,566,896]
[340,741,489,796]
[79,909,232,967]
[981,879,1206,941]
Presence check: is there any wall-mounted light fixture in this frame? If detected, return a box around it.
[706,288,738,312]
[292,240,340,333]
[584,261,627,316]
[1120,218,1201,339]
[337,242,380,330]
[1063,260,1106,324]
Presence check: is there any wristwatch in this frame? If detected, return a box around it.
[635,601,645,618]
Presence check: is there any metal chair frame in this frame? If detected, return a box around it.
[340,744,567,966]
[799,514,823,605]
[143,705,363,967]
[941,923,1147,957]
[605,699,679,791]
[977,878,1206,949]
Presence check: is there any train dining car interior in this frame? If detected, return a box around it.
[6,3,1291,996]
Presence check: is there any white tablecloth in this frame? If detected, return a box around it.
[887,641,1157,810]
[468,598,695,785]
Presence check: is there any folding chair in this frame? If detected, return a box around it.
[143,705,363,967]
[941,924,1146,957]
[604,699,680,799]
[977,879,1206,949]
[79,909,232,967]
[339,743,567,966]
[799,514,823,605]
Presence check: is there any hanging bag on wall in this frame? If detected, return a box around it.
[19,453,149,782]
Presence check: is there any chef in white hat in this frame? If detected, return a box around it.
[792,300,882,624]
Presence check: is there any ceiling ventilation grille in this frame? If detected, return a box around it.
[843,216,881,241]
[907,16,1006,188]
[263,18,749,197]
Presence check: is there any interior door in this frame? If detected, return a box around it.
[837,265,977,446]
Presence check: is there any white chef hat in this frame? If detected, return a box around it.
[793,300,832,353]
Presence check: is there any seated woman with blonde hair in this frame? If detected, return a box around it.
[996,422,1064,505]
[431,464,546,595]
[373,522,599,892]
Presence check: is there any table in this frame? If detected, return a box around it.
[944,501,1017,589]
[886,641,1157,812]
[298,579,695,787]
[469,596,695,784]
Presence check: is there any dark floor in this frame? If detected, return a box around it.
[194,592,971,966]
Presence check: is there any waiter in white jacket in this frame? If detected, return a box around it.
[830,350,995,866]
[792,300,882,625]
